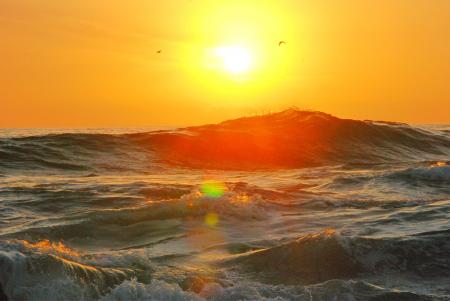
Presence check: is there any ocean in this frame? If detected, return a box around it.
[0,110,449,301]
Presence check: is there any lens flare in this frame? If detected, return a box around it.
[204,212,219,226]
[201,181,226,198]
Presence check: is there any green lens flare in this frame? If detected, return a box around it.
[201,181,225,198]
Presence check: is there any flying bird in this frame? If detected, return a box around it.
[278,41,286,46]
[156,50,162,54]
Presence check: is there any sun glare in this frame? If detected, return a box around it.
[214,46,252,74]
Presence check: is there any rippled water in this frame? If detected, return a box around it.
[1,111,449,300]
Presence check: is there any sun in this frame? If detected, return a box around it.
[214,46,252,74]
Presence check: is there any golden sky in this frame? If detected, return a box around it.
[1,0,449,127]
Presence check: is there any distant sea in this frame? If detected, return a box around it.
[1,110,449,301]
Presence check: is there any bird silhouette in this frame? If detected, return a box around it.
[156,50,162,54]
[278,41,286,46]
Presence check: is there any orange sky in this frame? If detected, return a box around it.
[1,0,449,127]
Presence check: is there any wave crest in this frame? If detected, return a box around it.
[129,110,450,170]
[0,240,153,301]
[221,229,450,284]
[2,110,449,172]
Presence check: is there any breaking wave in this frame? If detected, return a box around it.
[221,229,450,284]
[0,240,153,301]
[2,229,449,301]
[1,109,449,172]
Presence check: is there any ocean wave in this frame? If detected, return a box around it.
[325,163,450,194]
[221,230,365,285]
[78,187,272,230]
[221,229,450,284]
[100,278,445,301]
[0,241,134,300]
[385,164,450,183]
[0,239,155,301]
[146,189,271,220]
[0,133,157,174]
[1,234,448,301]
[2,184,276,245]
[131,109,450,170]
[1,110,449,172]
